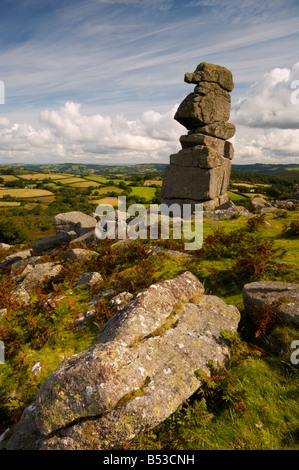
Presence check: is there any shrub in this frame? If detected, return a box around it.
[0,219,28,244]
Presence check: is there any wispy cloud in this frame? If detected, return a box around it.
[0,0,298,164]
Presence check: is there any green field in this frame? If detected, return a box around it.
[130,186,156,200]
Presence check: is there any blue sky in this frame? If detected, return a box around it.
[0,0,298,165]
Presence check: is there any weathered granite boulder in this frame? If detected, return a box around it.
[242,281,299,326]
[174,82,231,130]
[11,262,64,305]
[180,133,234,158]
[73,272,103,288]
[0,249,32,269]
[0,243,12,251]
[184,62,234,92]
[170,146,228,169]
[53,211,97,237]
[5,271,240,450]
[203,200,251,220]
[192,122,236,140]
[31,231,77,255]
[162,158,231,201]
[249,197,274,214]
[59,248,98,261]
[69,228,98,248]
[161,61,235,212]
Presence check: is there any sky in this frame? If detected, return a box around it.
[0,0,298,166]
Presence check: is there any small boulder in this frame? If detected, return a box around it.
[250,197,274,214]
[11,263,64,305]
[242,281,299,326]
[31,232,77,255]
[54,211,97,237]
[59,248,98,261]
[74,272,103,289]
[0,250,32,269]
[0,243,12,251]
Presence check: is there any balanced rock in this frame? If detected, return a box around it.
[5,271,240,450]
[161,61,235,211]
[184,62,234,92]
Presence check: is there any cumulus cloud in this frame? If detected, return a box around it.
[232,125,299,164]
[231,62,299,129]
[0,102,183,164]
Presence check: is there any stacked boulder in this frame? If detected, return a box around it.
[161,62,235,211]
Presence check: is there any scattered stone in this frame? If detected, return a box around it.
[148,246,194,258]
[274,200,295,210]
[88,289,115,307]
[31,362,41,376]
[59,248,98,261]
[11,287,31,305]
[109,291,133,310]
[74,272,103,289]
[71,310,96,328]
[69,228,98,248]
[10,256,41,275]
[11,262,64,305]
[250,196,274,214]
[54,211,97,237]
[0,308,7,317]
[203,200,251,220]
[0,243,12,251]
[0,250,32,269]
[5,272,240,450]
[31,231,77,255]
[242,281,299,326]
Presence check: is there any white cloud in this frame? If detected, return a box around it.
[0,102,183,164]
[230,62,299,163]
[231,62,299,129]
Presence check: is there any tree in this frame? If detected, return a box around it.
[0,219,28,244]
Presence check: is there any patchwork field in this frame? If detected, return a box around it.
[0,188,53,198]
[130,186,157,200]
[19,173,71,180]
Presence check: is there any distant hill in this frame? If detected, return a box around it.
[1,162,298,178]
[231,163,299,178]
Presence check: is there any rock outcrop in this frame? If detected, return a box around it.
[5,271,240,450]
[242,281,299,327]
[161,62,235,211]
[53,211,97,237]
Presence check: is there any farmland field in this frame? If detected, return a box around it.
[130,186,156,200]
[0,175,19,181]
[0,201,21,207]
[52,177,83,184]
[143,180,163,186]
[0,188,53,198]
[67,180,102,187]
[19,173,71,180]
[93,197,119,206]
[92,185,124,195]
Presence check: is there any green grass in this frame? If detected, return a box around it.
[0,197,298,450]
[131,355,299,450]
[130,186,156,201]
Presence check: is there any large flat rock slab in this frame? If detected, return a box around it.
[6,272,240,450]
